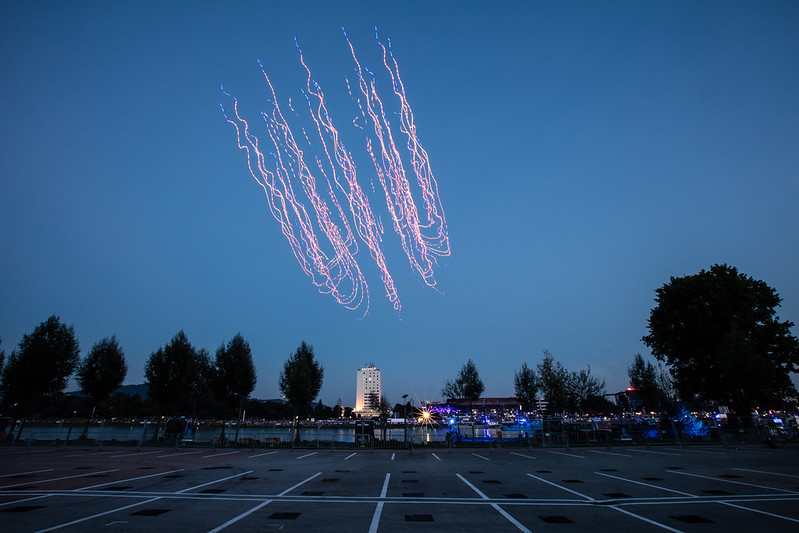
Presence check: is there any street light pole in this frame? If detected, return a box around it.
[402,394,408,448]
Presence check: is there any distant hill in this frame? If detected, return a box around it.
[65,383,149,399]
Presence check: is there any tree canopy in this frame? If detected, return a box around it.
[642,264,799,412]
[77,336,128,404]
[214,333,257,406]
[1,315,80,404]
[279,341,324,418]
[537,350,569,413]
[513,362,538,411]
[566,366,605,413]
[144,330,212,411]
[627,353,660,411]
[441,358,484,401]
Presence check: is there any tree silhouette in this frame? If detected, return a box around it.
[513,362,538,412]
[441,359,484,401]
[214,333,257,406]
[77,336,127,438]
[537,350,568,414]
[279,341,324,420]
[643,264,799,416]
[1,315,80,405]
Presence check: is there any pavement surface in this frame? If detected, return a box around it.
[0,443,797,532]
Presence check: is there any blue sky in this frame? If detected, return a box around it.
[2,1,797,407]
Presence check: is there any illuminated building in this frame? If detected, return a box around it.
[355,363,382,413]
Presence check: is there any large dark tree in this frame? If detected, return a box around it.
[0,315,80,405]
[513,362,538,411]
[643,264,799,415]
[144,330,212,414]
[279,341,324,419]
[537,350,569,414]
[441,358,484,401]
[214,333,257,406]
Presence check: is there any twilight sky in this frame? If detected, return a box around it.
[2,1,797,408]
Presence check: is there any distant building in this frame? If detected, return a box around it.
[355,363,382,413]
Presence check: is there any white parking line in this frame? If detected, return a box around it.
[457,474,532,533]
[733,467,799,479]
[0,469,54,478]
[344,453,357,460]
[0,494,52,508]
[248,451,278,458]
[203,450,240,459]
[526,473,595,501]
[158,450,202,458]
[668,470,799,494]
[594,471,696,496]
[75,468,184,491]
[296,452,318,460]
[34,497,161,533]
[720,501,799,524]
[472,453,490,461]
[510,452,536,459]
[63,451,118,458]
[207,499,272,533]
[109,450,162,458]
[206,472,321,533]
[548,450,585,458]
[0,469,119,490]
[368,473,391,533]
[391,453,395,461]
[277,472,322,496]
[176,470,254,494]
[609,504,685,532]
[627,448,681,456]
[432,453,442,461]
[588,449,633,458]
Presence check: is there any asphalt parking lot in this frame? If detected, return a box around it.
[1,443,797,532]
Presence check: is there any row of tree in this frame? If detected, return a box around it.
[2,264,797,422]
[0,319,324,425]
[438,353,609,414]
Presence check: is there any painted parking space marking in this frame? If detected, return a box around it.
[248,451,278,458]
[368,473,391,533]
[720,501,799,524]
[0,469,119,490]
[472,453,490,461]
[75,468,184,491]
[609,504,685,532]
[109,450,162,458]
[588,449,633,458]
[457,474,532,532]
[158,450,202,458]
[733,467,799,479]
[594,471,696,497]
[432,453,442,461]
[344,452,357,460]
[0,468,54,478]
[667,469,799,494]
[176,470,254,493]
[34,497,161,533]
[205,471,321,532]
[526,473,594,501]
[203,450,240,459]
[510,452,536,459]
[63,451,118,458]
[627,448,680,456]
[391,453,395,461]
[548,450,585,458]
[296,452,318,460]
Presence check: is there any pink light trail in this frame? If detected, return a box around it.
[221,30,449,317]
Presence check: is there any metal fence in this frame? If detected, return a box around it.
[3,418,794,450]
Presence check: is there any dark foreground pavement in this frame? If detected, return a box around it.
[0,443,797,532]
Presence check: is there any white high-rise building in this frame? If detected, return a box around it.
[355,364,382,412]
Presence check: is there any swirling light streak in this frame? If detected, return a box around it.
[222,31,449,315]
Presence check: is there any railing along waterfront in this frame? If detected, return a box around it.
[2,417,794,450]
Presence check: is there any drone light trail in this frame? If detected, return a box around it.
[222,30,449,316]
